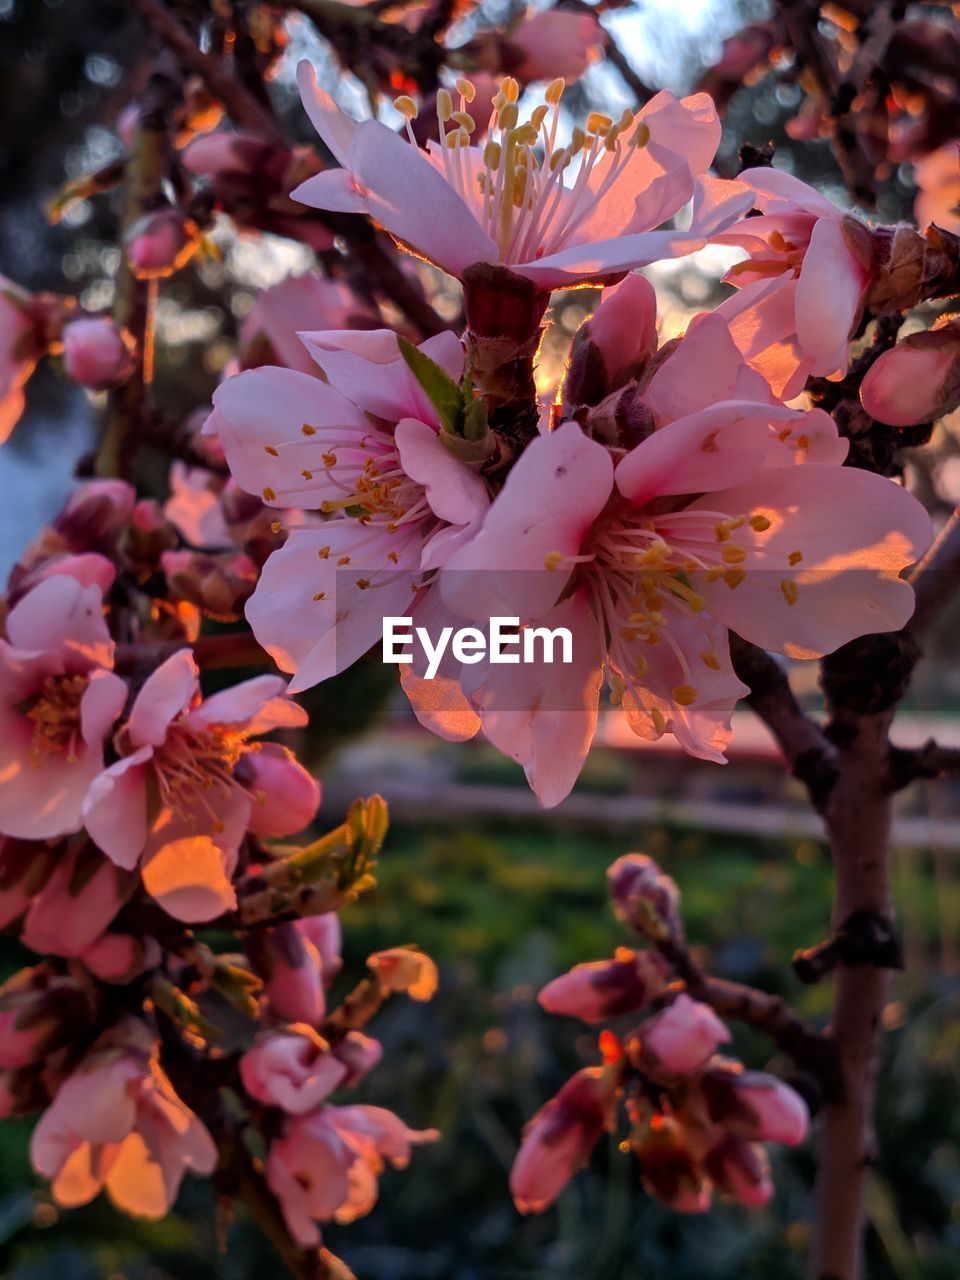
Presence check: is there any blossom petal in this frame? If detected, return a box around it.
[127,651,199,749]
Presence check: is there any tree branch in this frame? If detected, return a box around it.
[885,738,960,791]
[730,635,839,812]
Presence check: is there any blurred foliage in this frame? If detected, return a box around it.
[3,818,960,1279]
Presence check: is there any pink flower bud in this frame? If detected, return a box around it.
[242,743,321,837]
[511,1068,607,1214]
[81,932,161,983]
[61,317,136,390]
[241,1027,348,1113]
[367,948,438,1000]
[250,923,325,1025]
[703,1135,773,1206]
[539,947,669,1023]
[54,478,137,548]
[0,838,56,929]
[161,548,258,621]
[860,323,960,426]
[508,10,606,84]
[566,274,659,408]
[334,1031,383,1086]
[181,130,273,177]
[296,912,342,982]
[125,209,201,279]
[118,498,178,573]
[20,843,134,958]
[607,853,681,942]
[633,994,731,1077]
[700,1064,809,1146]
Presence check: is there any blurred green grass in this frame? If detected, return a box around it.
[3,818,959,1280]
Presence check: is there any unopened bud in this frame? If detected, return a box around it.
[565,274,658,411]
[367,947,438,1001]
[248,923,325,1026]
[54,478,137,549]
[61,317,136,390]
[861,319,960,426]
[162,548,258,621]
[539,947,669,1023]
[125,209,201,279]
[118,499,178,575]
[866,223,959,313]
[628,994,731,1078]
[511,1067,607,1214]
[607,853,681,943]
[181,130,273,178]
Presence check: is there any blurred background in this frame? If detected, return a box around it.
[2,1,960,1277]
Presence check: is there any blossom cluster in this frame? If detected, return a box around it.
[0,479,437,1242]
[510,855,809,1214]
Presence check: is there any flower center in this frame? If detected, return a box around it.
[395,76,650,264]
[24,674,88,766]
[151,720,250,832]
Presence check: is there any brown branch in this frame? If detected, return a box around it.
[130,0,284,143]
[730,635,839,812]
[773,0,877,206]
[115,631,273,676]
[96,56,180,480]
[885,738,960,791]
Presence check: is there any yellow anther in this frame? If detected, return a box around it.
[721,545,747,564]
[500,76,520,103]
[322,451,337,467]
[545,77,565,104]
[630,121,651,147]
[394,95,418,120]
[444,128,470,148]
[301,423,316,436]
[618,107,634,130]
[356,578,371,590]
[634,654,648,677]
[452,111,476,132]
[704,567,725,583]
[749,514,771,531]
[318,546,330,559]
[498,102,519,131]
[548,149,570,172]
[797,434,810,450]
[262,487,276,501]
[673,684,698,707]
[264,445,278,457]
[456,77,476,102]
[724,568,746,589]
[513,122,539,146]
[312,591,326,601]
[651,706,667,734]
[780,579,799,605]
[483,140,502,169]
[569,126,586,153]
[270,520,282,534]
[604,127,622,152]
[586,111,613,135]
[701,651,721,671]
[337,555,350,566]
[527,104,547,132]
[788,549,803,566]
[436,88,453,122]
[544,550,565,572]
[387,550,399,564]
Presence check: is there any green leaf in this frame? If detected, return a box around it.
[397,335,464,435]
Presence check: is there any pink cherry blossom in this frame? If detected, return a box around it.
[30,1023,216,1217]
[267,1104,439,1244]
[433,405,929,804]
[635,994,731,1076]
[163,460,232,549]
[694,168,876,395]
[61,317,135,390]
[701,1062,809,1146]
[509,10,607,84]
[290,63,715,289]
[239,272,377,376]
[1,276,46,442]
[367,947,438,1000]
[240,1027,348,1113]
[20,842,134,958]
[538,948,669,1023]
[82,649,307,922]
[860,322,960,426]
[209,328,489,693]
[0,576,127,840]
[511,1067,607,1213]
[80,932,161,983]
